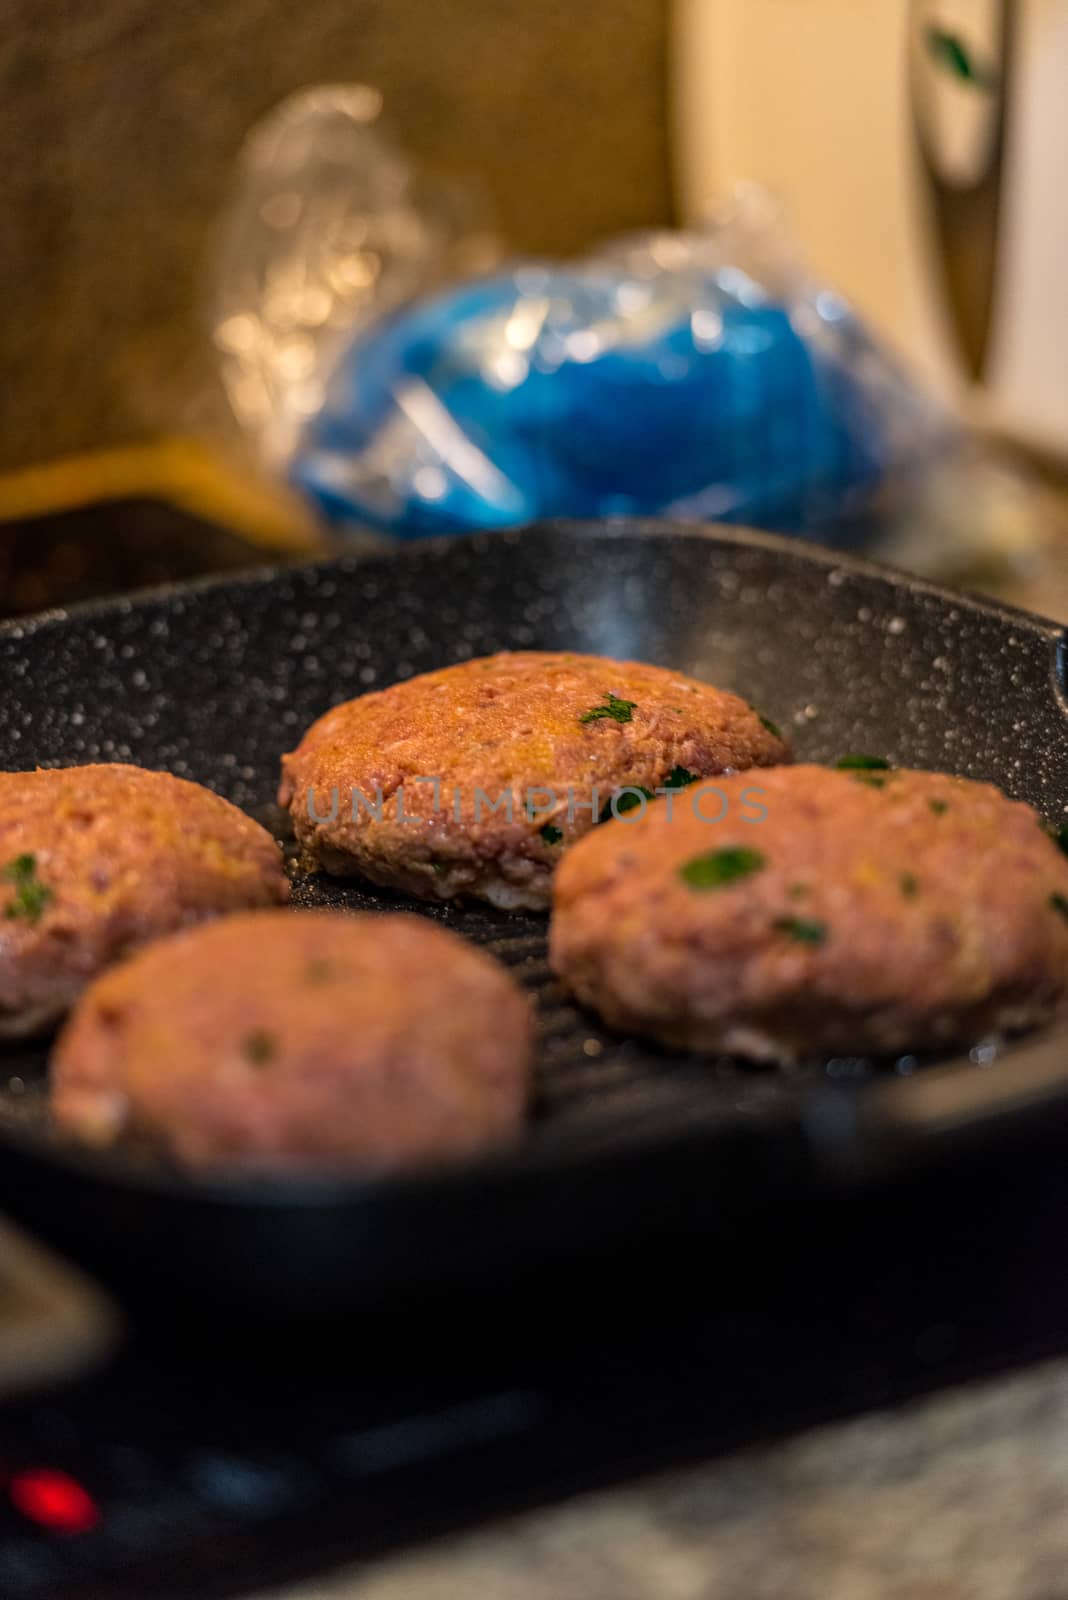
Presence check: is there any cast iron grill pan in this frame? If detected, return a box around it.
[1,520,1067,1322]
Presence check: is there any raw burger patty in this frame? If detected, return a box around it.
[278,651,790,910]
[51,910,533,1169]
[0,764,288,1036]
[550,763,1068,1061]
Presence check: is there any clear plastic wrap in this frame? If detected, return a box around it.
[212,85,499,472]
[212,95,968,550]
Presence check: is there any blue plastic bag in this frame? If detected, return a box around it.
[214,91,950,549]
[292,259,939,543]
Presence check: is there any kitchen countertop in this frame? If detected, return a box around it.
[256,1356,1068,1600]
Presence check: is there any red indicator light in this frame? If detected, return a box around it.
[9,1469,99,1534]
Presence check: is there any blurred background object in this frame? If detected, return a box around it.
[259,164,953,546]
[1,0,1067,615]
[210,83,1058,575]
[0,0,669,473]
[0,440,320,615]
[674,0,1068,459]
[213,84,503,472]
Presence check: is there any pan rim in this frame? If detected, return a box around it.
[0,515,1063,643]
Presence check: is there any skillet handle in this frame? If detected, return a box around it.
[800,1031,1068,1183]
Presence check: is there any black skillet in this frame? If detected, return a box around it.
[1,518,1068,1329]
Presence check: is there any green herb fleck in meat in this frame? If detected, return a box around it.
[678,846,765,891]
[664,765,699,789]
[836,754,891,771]
[788,883,809,900]
[1051,893,1068,926]
[579,692,636,726]
[539,823,564,845]
[851,772,890,789]
[598,787,655,823]
[755,711,781,739]
[1,854,53,925]
[900,873,919,899]
[243,1029,278,1065]
[773,916,827,946]
[929,798,949,816]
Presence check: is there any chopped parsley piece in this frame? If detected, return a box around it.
[598,787,654,823]
[1051,893,1068,926]
[756,711,781,739]
[836,754,891,771]
[540,823,564,845]
[664,765,699,789]
[579,692,636,726]
[773,915,827,946]
[678,846,765,891]
[788,883,810,899]
[617,786,654,811]
[929,798,949,816]
[900,873,919,899]
[851,772,890,789]
[242,1029,277,1065]
[1,854,53,925]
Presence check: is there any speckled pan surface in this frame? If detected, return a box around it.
[1,517,1068,1198]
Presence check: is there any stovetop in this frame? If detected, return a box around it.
[3,1139,1068,1600]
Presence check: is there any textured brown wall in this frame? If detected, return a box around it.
[1,0,672,471]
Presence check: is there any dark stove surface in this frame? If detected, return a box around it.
[3,1147,1068,1600]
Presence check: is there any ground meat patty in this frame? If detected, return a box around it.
[278,652,789,910]
[0,764,288,1036]
[550,764,1068,1061]
[51,910,533,1169]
